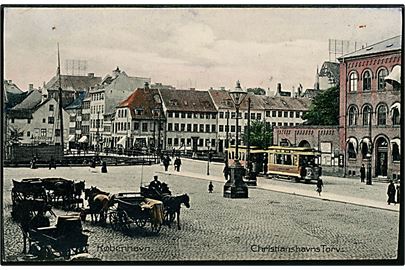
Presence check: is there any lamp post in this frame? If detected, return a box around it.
[96,110,100,156]
[243,97,257,185]
[207,140,211,175]
[366,109,373,185]
[224,80,249,198]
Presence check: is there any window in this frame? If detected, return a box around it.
[181,113,186,118]
[231,112,236,119]
[200,113,205,119]
[219,125,224,132]
[363,71,371,92]
[55,129,60,136]
[27,131,31,137]
[377,105,387,126]
[174,123,179,131]
[11,118,14,123]
[348,106,358,126]
[27,119,31,124]
[187,138,191,146]
[211,125,216,132]
[187,113,192,118]
[198,139,203,147]
[206,113,210,119]
[251,113,255,120]
[377,68,388,90]
[245,113,248,119]
[363,105,372,126]
[266,111,270,117]
[290,111,294,118]
[199,124,204,132]
[181,124,185,131]
[392,106,400,125]
[205,139,210,147]
[193,124,198,132]
[296,112,300,118]
[180,138,185,146]
[42,118,46,123]
[219,112,224,119]
[49,104,54,111]
[174,138,179,146]
[278,111,282,117]
[142,123,148,132]
[212,114,216,119]
[348,142,356,159]
[225,111,229,119]
[48,117,54,124]
[174,112,179,118]
[167,123,172,131]
[392,142,401,161]
[187,124,192,132]
[225,125,229,132]
[205,124,210,133]
[284,111,288,118]
[272,111,276,117]
[167,138,172,145]
[231,125,236,132]
[168,112,173,118]
[349,72,358,92]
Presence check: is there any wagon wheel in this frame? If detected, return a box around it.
[109,211,120,231]
[118,210,131,232]
[135,218,147,228]
[150,222,162,234]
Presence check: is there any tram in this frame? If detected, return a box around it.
[266,146,322,182]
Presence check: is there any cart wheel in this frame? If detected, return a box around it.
[118,210,131,232]
[135,219,147,228]
[109,211,119,231]
[150,222,162,234]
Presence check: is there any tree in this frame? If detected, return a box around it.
[8,126,24,145]
[242,120,272,149]
[302,86,339,125]
[247,88,266,95]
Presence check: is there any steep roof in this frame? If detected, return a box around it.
[261,96,312,111]
[338,35,401,60]
[45,74,102,92]
[208,89,266,110]
[4,80,23,94]
[118,88,162,119]
[10,90,42,111]
[159,89,216,113]
[320,61,340,83]
[4,91,30,112]
[65,91,87,110]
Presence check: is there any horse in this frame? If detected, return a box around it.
[161,194,190,230]
[83,186,113,224]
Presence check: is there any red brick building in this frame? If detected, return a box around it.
[338,36,401,180]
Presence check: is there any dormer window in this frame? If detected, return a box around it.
[170,99,178,106]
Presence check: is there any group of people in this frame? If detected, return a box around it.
[162,155,182,172]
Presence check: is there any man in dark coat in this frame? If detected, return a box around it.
[360,164,366,183]
[316,178,324,196]
[223,164,230,180]
[396,184,400,204]
[163,155,170,171]
[387,181,396,205]
[208,181,214,193]
[174,157,182,172]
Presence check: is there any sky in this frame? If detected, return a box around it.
[3,7,402,93]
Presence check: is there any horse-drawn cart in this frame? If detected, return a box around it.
[28,215,89,259]
[108,192,164,234]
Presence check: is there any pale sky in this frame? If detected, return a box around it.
[4,7,402,92]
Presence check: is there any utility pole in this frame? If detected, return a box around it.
[57,43,64,155]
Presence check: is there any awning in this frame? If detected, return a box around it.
[391,138,401,155]
[117,136,127,147]
[390,103,401,117]
[68,135,75,142]
[78,136,88,143]
[385,65,401,84]
[359,137,371,151]
[346,137,358,153]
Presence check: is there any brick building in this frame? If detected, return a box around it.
[338,35,401,180]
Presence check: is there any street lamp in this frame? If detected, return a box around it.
[243,96,257,185]
[223,80,249,198]
[207,140,211,175]
[96,110,100,156]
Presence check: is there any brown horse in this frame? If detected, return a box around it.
[162,194,190,230]
[83,187,114,224]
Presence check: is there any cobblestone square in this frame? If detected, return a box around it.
[2,162,400,262]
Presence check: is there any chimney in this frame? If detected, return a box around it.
[29,84,34,91]
[87,73,94,78]
[277,83,282,93]
[112,67,121,77]
[144,81,150,89]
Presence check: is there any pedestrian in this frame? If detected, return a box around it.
[396,184,400,204]
[316,178,323,196]
[387,180,396,205]
[174,156,182,172]
[30,157,37,169]
[101,160,107,173]
[49,156,55,170]
[360,164,366,183]
[208,181,214,193]
[163,155,170,171]
[223,164,230,180]
[172,148,175,158]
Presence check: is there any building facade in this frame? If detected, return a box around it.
[338,35,401,180]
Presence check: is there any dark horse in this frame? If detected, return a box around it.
[162,194,190,230]
[83,186,113,224]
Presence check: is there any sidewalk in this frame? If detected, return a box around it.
[157,170,400,213]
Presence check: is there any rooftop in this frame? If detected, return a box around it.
[159,89,217,113]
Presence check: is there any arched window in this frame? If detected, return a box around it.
[363,70,371,92]
[377,68,388,90]
[377,104,387,126]
[391,139,401,162]
[362,105,372,126]
[349,72,358,92]
[347,137,357,159]
[348,106,358,126]
[392,105,400,126]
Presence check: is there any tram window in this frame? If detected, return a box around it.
[241,152,245,161]
[293,155,297,166]
[285,155,292,165]
[231,151,234,160]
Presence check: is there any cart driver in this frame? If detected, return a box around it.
[149,174,162,194]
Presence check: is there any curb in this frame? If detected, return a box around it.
[157,171,400,213]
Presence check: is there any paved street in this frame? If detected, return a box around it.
[2,161,400,262]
